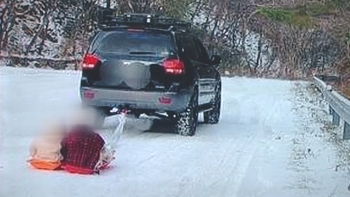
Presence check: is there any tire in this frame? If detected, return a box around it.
[204,81,221,124]
[175,89,199,136]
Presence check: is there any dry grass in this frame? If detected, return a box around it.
[332,80,350,99]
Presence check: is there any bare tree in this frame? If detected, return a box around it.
[0,0,16,51]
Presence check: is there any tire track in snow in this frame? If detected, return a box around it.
[169,132,258,197]
[219,130,260,196]
[175,92,281,197]
[226,94,283,197]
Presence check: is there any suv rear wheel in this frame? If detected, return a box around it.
[204,81,221,124]
[175,89,198,136]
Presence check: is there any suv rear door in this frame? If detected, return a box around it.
[82,29,185,92]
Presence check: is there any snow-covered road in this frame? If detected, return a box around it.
[0,67,349,197]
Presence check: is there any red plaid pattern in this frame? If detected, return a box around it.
[61,125,105,173]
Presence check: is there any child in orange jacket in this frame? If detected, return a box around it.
[28,122,66,170]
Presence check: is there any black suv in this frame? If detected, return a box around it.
[80,13,222,136]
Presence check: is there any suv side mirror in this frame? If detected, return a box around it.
[211,55,221,65]
[89,30,99,43]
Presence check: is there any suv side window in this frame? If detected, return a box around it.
[181,35,199,61]
[194,38,210,64]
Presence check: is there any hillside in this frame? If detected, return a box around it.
[1,0,349,87]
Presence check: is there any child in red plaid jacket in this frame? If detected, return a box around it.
[61,108,115,175]
[61,125,105,175]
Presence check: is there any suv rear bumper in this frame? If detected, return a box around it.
[80,87,191,113]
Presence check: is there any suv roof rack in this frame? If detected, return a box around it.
[97,10,191,32]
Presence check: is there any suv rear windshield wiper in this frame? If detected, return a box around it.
[129,51,157,55]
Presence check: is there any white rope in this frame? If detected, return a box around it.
[103,113,127,150]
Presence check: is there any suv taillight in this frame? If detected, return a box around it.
[163,59,185,75]
[82,54,100,69]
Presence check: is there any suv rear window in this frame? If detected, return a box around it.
[93,30,175,57]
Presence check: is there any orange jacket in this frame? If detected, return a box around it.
[29,128,65,163]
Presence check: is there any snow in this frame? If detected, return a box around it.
[0,54,78,61]
[1,66,349,197]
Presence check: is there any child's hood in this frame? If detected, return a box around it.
[35,122,66,142]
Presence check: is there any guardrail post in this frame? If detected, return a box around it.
[329,105,334,115]
[344,122,350,140]
[332,112,340,126]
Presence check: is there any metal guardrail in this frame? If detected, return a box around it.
[313,75,350,140]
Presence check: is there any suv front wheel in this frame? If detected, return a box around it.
[175,90,198,136]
